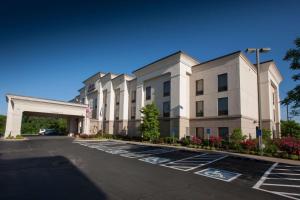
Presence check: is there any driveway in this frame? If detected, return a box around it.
[0,137,298,200]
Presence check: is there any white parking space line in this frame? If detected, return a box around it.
[253,163,300,200]
[120,148,177,158]
[161,153,228,172]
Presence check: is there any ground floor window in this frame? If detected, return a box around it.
[196,127,204,139]
[218,127,229,141]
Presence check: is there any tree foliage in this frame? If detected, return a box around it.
[281,120,300,139]
[282,37,300,116]
[21,115,67,135]
[140,103,160,141]
[0,115,6,135]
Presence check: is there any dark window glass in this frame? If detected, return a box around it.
[196,79,204,95]
[218,127,229,141]
[218,97,228,116]
[218,73,228,92]
[115,89,120,105]
[163,81,171,97]
[131,90,136,103]
[163,101,170,117]
[131,106,136,119]
[196,101,204,117]
[196,127,204,139]
[146,86,151,100]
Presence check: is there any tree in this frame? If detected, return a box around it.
[140,103,160,142]
[0,115,6,135]
[281,120,300,138]
[229,128,246,150]
[282,37,300,117]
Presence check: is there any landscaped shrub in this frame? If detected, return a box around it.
[262,129,272,142]
[163,137,178,144]
[180,137,191,146]
[190,136,202,146]
[241,139,257,152]
[209,135,222,148]
[140,103,160,142]
[278,136,300,156]
[263,141,279,156]
[230,128,246,150]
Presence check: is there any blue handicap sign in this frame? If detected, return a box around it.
[256,129,262,137]
[195,168,241,182]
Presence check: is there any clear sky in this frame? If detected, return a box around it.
[0,0,299,121]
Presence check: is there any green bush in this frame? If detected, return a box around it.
[15,135,24,139]
[229,128,246,150]
[263,141,278,155]
[163,137,178,144]
[262,129,272,141]
[180,137,190,146]
[140,103,160,142]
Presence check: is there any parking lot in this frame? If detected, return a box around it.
[0,137,299,200]
[74,140,300,199]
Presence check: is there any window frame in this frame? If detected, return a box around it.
[146,86,151,100]
[218,73,228,92]
[218,127,229,141]
[196,100,204,117]
[163,101,170,117]
[196,79,204,96]
[131,90,136,103]
[218,97,228,116]
[163,81,171,97]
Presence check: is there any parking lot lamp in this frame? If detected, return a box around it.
[245,48,271,150]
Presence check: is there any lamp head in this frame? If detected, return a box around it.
[260,48,271,53]
[245,48,256,53]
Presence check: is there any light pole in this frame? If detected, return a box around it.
[245,48,271,150]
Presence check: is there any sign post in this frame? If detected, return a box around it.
[206,128,211,146]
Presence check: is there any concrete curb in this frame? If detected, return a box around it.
[74,138,300,165]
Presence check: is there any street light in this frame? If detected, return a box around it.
[245,47,271,150]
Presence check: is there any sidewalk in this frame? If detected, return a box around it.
[74,138,300,166]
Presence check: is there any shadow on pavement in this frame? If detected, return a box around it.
[0,156,107,200]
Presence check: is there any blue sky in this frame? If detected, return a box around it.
[0,0,299,121]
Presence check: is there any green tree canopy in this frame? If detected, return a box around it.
[140,103,160,141]
[282,37,300,116]
[281,120,300,138]
[21,115,67,135]
[0,115,6,135]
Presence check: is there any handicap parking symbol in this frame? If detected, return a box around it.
[195,168,241,182]
[139,157,171,164]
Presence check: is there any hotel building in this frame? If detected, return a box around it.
[71,50,282,139]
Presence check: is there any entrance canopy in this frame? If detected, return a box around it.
[5,94,89,137]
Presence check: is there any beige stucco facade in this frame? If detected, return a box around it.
[73,51,282,139]
[5,50,283,139]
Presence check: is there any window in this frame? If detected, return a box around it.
[81,98,85,104]
[115,89,120,105]
[163,81,171,97]
[146,86,151,100]
[218,73,228,92]
[196,127,204,139]
[272,92,275,105]
[219,127,229,141]
[196,101,204,117]
[115,105,119,120]
[131,90,136,103]
[163,101,170,117]
[218,97,228,116]
[196,79,204,95]
[94,97,97,109]
[131,106,136,119]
